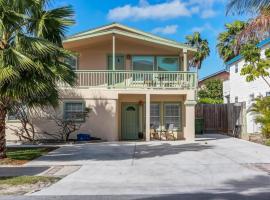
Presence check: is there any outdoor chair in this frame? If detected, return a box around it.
[150,128,160,140]
[165,124,176,141]
[156,126,166,140]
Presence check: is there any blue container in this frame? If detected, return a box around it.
[77,133,91,141]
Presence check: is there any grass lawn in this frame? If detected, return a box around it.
[0,176,59,186]
[0,147,58,165]
[0,176,60,195]
[265,139,270,146]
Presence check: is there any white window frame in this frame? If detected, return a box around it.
[63,101,85,122]
[150,103,160,129]
[164,103,181,130]
[235,63,239,73]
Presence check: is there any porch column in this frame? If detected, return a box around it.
[145,93,150,141]
[112,34,116,71]
[183,49,188,71]
[183,99,196,141]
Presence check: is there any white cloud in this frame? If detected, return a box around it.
[191,23,221,36]
[108,0,198,21]
[107,0,224,21]
[201,9,217,19]
[152,25,178,35]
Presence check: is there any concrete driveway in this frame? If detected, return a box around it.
[28,134,270,198]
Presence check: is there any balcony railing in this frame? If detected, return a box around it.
[61,70,197,89]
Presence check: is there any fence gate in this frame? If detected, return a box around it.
[195,103,246,137]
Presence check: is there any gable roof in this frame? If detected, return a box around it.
[64,23,197,52]
[226,37,270,66]
[199,69,229,82]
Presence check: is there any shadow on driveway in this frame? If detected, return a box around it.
[29,142,214,164]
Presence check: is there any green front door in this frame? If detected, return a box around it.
[122,104,139,140]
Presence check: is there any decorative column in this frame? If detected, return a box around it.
[183,99,196,141]
[183,49,188,71]
[145,93,150,141]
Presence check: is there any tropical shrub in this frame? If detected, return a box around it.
[250,97,270,138]
[198,79,224,104]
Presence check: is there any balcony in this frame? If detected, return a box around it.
[61,70,197,90]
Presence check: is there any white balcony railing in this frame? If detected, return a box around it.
[61,70,197,89]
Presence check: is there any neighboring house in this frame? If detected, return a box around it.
[198,70,229,89]
[223,38,270,134]
[6,23,197,142]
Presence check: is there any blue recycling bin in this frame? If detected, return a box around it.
[77,133,91,141]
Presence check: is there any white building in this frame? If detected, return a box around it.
[223,38,270,134]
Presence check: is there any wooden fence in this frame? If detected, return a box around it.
[195,103,246,137]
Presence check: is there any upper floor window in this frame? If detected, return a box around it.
[132,56,180,71]
[64,102,85,122]
[157,56,179,71]
[65,56,77,70]
[235,63,239,73]
[132,56,154,71]
[235,96,238,103]
[249,93,255,102]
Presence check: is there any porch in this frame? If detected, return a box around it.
[118,93,196,141]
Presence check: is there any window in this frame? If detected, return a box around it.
[249,94,255,102]
[65,56,77,70]
[157,56,179,71]
[132,56,155,71]
[150,104,160,129]
[266,92,270,97]
[7,105,27,121]
[235,96,238,103]
[164,103,181,130]
[235,64,238,73]
[64,102,85,122]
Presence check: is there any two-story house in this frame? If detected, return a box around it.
[223,38,270,135]
[6,23,197,142]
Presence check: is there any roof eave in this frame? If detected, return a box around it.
[64,29,197,52]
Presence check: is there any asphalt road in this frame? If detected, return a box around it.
[1,193,270,200]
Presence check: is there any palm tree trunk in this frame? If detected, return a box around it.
[0,104,7,159]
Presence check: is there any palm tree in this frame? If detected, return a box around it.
[227,0,270,41]
[185,32,210,70]
[217,21,247,62]
[0,0,76,158]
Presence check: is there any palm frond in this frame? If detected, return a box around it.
[227,0,270,15]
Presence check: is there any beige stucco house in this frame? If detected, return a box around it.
[6,23,197,142]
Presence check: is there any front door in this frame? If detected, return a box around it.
[107,55,125,70]
[122,104,139,140]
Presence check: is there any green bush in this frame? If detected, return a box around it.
[198,98,223,104]
[198,79,223,104]
[250,97,270,138]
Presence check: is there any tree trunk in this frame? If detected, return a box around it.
[0,104,7,159]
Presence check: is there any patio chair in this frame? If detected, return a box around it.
[150,128,159,140]
[157,125,166,140]
[165,124,176,141]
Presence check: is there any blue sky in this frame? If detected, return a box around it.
[54,0,247,79]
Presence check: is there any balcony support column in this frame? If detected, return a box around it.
[145,93,150,141]
[112,34,116,71]
[183,49,188,71]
